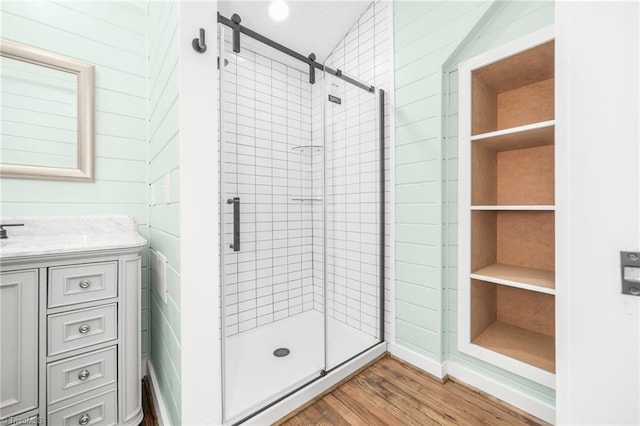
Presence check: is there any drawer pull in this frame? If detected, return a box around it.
[78,414,90,425]
[78,369,90,380]
[79,280,91,289]
[78,324,91,334]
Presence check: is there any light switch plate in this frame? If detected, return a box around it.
[621,251,640,296]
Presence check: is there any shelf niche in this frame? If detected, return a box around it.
[459,29,557,383]
[471,41,555,135]
[472,123,555,206]
[471,210,555,275]
[471,279,555,373]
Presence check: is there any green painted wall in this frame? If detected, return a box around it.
[1,56,78,168]
[147,1,181,425]
[394,0,492,360]
[0,0,150,360]
[394,0,556,407]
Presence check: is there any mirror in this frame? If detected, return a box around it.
[0,38,94,181]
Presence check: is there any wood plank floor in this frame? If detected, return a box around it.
[140,377,159,426]
[275,355,549,426]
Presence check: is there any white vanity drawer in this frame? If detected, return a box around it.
[48,262,117,308]
[48,389,116,426]
[48,346,117,405]
[48,304,117,356]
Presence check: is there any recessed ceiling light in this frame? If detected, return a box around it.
[269,0,289,22]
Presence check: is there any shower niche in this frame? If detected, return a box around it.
[217,9,386,422]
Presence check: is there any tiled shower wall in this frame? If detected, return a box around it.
[321,76,381,338]
[315,0,394,339]
[221,32,316,337]
[220,0,393,340]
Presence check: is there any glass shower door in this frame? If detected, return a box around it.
[323,72,383,370]
[219,26,324,422]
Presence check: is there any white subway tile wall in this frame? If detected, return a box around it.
[318,1,393,339]
[220,0,393,340]
[323,76,381,338]
[221,32,316,337]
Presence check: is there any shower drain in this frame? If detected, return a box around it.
[273,348,290,357]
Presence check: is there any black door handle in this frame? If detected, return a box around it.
[227,197,240,251]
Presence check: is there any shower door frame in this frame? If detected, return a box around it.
[217,14,386,424]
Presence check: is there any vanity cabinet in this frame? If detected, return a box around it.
[0,270,39,420]
[0,217,145,426]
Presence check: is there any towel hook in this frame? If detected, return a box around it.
[192,28,207,53]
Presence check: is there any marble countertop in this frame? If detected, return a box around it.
[0,215,147,260]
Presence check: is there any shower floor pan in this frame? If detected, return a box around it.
[224,310,378,421]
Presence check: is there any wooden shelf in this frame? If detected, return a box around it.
[471,120,554,151]
[472,143,555,206]
[471,263,555,294]
[472,41,555,94]
[471,205,555,211]
[471,41,555,135]
[472,321,555,373]
[461,32,556,382]
[472,210,555,273]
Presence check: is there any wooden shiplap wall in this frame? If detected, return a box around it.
[1,56,78,168]
[393,0,491,359]
[0,0,149,358]
[147,1,181,425]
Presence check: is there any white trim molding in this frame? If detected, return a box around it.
[179,1,222,424]
[445,361,555,425]
[146,361,170,426]
[388,343,446,379]
[388,344,556,425]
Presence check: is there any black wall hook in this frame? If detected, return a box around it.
[192,28,207,53]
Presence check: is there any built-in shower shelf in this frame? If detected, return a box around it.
[291,145,322,153]
[291,198,323,202]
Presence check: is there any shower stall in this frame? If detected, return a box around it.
[218,13,385,422]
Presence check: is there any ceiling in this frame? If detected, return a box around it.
[217,1,373,62]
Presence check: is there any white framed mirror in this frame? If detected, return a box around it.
[0,38,95,181]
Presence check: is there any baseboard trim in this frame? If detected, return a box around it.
[388,343,556,425]
[445,361,556,424]
[388,342,447,379]
[141,356,149,377]
[146,360,171,426]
